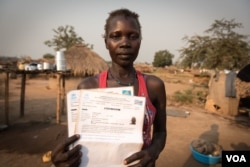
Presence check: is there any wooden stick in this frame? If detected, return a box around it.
[4,72,9,125]
[61,74,66,115]
[56,73,62,124]
[20,72,26,117]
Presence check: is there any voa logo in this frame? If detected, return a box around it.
[226,154,247,162]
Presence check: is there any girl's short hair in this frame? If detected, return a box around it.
[103,8,142,39]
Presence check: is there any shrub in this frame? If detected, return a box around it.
[172,88,208,105]
[172,89,193,103]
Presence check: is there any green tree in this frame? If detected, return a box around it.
[153,50,174,67]
[179,19,250,70]
[44,25,86,51]
[43,53,54,59]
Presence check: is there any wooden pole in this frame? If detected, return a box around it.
[20,72,26,117]
[4,72,9,125]
[61,74,66,115]
[56,73,62,124]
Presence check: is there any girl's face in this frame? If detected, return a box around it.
[105,16,141,67]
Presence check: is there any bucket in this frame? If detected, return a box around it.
[43,62,51,70]
[56,51,66,71]
[190,145,221,165]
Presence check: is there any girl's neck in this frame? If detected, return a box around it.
[108,65,136,86]
[110,64,135,78]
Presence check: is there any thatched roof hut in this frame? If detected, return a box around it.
[64,44,109,76]
[0,56,18,69]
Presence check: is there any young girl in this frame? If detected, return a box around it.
[51,8,167,167]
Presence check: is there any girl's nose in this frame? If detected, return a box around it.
[120,37,131,47]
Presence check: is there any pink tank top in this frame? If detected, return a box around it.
[98,70,156,148]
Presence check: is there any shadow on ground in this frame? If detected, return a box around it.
[0,122,67,154]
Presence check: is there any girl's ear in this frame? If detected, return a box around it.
[105,39,109,49]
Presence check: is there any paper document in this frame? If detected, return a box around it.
[67,87,134,137]
[67,87,145,167]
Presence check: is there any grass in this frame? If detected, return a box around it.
[172,88,208,105]
[173,89,194,103]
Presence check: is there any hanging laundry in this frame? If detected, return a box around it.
[225,70,237,97]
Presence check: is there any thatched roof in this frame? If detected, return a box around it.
[64,44,109,76]
[0,56,19,69]
[0,56,18,65]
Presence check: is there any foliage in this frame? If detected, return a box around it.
[44,25,86,51]
[172,88,207,105]
[173,89,194,103]
[43,53,54,59]
[152,50,174,67]
[178,19,250,70]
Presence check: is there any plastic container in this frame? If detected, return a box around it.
[56,51,66,71]
[43,62,51,70]
[37,63,42,70]
[190,145,221,165]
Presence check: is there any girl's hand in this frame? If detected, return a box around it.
[123,149,156,167]
[51,134,82,167]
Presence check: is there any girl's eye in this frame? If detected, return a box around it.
[109,34,121,40]
[108,33,140,41]
[129,34,139,40]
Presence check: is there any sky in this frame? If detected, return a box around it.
[0,0,250,63]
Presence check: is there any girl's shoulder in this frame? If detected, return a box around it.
[142,73,166,100]
[77,75,99,89]
[142,73,164,87]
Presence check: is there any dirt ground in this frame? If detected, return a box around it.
[0,71,250,167]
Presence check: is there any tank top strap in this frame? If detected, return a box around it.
[137,70,156,112]
[136,70,149,97]
[99,70,108,88]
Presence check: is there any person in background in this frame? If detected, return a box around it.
[51,8,167,167]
